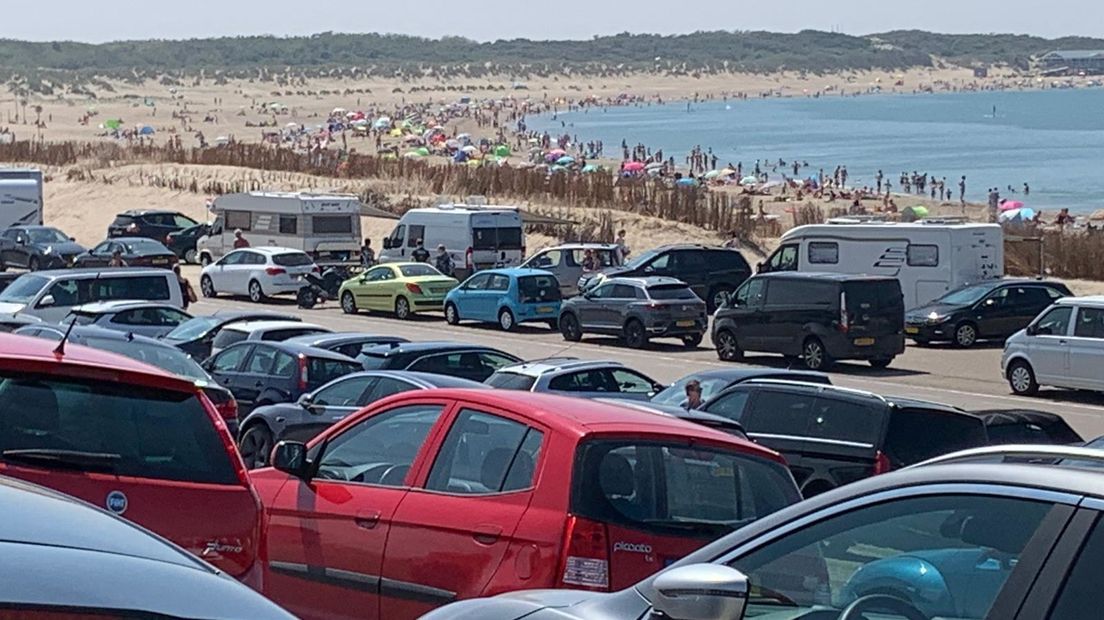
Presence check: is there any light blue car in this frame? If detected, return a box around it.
[444,268,562,331]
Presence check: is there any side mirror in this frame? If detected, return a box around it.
[298,393,323,415]
[643,265,655,274]
[271,441,310,478]
[37,295,55,308]
[1033,324,1052,336]
[15,237,25,245]
[69,237,76,242]
[719,291,733,307]
[382,238,393,250]
[653,564,749,620]
[756,262,765,273]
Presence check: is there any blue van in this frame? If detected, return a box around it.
[444,268,562,331]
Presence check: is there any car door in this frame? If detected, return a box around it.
[297,375,382,441]
[578,282,615,330]
[209,250,244,292]
[1069,306,1104,390]
[205,344,253,400]
[1027,305,1074,385]
[0,228,25,267]
[547,369,612,399]
[670,250,708,299]
[235,344,281,410]
[605,284,639,330]
[454,273,492,320]
[479,274,511,321]
[380,404,546,619]
[363,266,398,311]
[1015,286,1062,335]
[81,241,113,267]
[738,388,816,487]
[726,277,769,351]
[266,402,449,620]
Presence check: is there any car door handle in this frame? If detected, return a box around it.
[472,524,503,545]
[254,381,265,388]
[355,511,382,530]
[1059,340,1068,345]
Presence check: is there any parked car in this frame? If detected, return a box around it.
[976,409,1083,445]
[0,272,19,294]
[906,278,1071,347]
[0,474,292,619]
[1003,296,1104,395]
[0,312,40,332]
[64,300,192,338]
[209,319,331,357]
[426,445,1104,620]
[282,332,410,359]
[699,379,989,497]
[357,341,521,382]
[0,333,265,589]
[651,368,831,408]
[521,243,622,297]
[253,389,800,619]
[202,340,362,413]
[166,222,211,264]
[339,261,459,320]
[74,237,179,269]
[162,310,302,360]
[0,225,85,271]
[593,398,749,438]
[108,209,199,240]
[559,276,708,349]
[0,268,184,323]
[445,267,562,331]
[713,272,906,370]
[237,371,487,468]
[15,324,240,435]
[486,358,664,400]
[200,246,318,303]
[578,244,751,311]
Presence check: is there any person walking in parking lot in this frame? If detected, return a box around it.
[108,249,128,268]
[684,379,704,410]
[412,238,430,263]
[434,244,454,276]
[174,264,197,310]
[361,238,375,267]
[233,229,250,249]
[614,229,630,263]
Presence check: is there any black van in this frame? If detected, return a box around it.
[712,272,905,370]
[700,379,990,497]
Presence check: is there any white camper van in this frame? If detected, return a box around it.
[378,203,525,277]
[759,220,1004,308]
[0,168,44,229]
[197,192,362,266]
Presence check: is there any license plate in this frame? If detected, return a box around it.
[152,258,168,264]
[537,306,554,314]
[677,320,695,327]
[905,327,919,334]
[854,337,875,346]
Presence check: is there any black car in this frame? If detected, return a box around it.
[905,278,1072,347]
[713,272,905,370]
[559,276,708,348]
[166,222,211,264]
[651,367,831,408]
[237,370,487,468]
[282,332,410,359]
[0,226,85,271]
[357,341,521,383]
[976,408,1084,445]
[699,379,989,497]
[578,244,751,312]
[108,209,199,241]
[75,237,178,269]
[162,310,302,360]
[202,341,362,413]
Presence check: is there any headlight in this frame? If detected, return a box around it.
[42,246,53,256]
[926,311,947,324]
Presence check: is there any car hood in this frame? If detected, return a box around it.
[33,241,86,255]
[421,589,603,620]
[0,302,27,314]
[906,302,962,320]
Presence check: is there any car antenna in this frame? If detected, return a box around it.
[54,271,102,356]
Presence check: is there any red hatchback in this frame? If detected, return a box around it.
[0,334,266,589]
[253,389,800,620]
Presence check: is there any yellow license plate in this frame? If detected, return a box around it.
[905,327,919,334]
[854,337,875,346]
[537,306,554,314]
[677,320,695,327]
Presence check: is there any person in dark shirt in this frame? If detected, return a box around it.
[411,238,430,263]
[434,244,454,276]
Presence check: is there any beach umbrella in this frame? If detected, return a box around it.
[1000,200,1025,212]
[461,145,478,154]
[547,148,567,157]
[703,170,721,180]
[623,161,645,172]
[645,162,664,170]
[332,108,346,115]
[103,119,122,130]
[581,164,601,173]
[901,205,929,221]
[415,146,431,156]
[494,145,511,157]
[740,175,759,185]
[676,178,699,187]
[998,207,1036,224]
[1090,209,1104,221]
[556,156,575,166]
[719,168,737,176]
[404,151,424,159]
[138,125,155,135]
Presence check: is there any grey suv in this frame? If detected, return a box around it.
[485,358,664,401]
[558,277,708,348]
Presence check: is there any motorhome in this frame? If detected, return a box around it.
[759,219,1003,308]
[197,192,361,266]
[0,168,44,229]
[378,202,525,277]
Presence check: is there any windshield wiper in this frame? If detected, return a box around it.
[2,449,121,473]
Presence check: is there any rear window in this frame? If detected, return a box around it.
[647,285,698,301]
[484,372,538,391]
[357,353,390,370]
[111,215,135,227]
[260,328,328,341]
[473,227,524,251]
[312,215,354,235]
[272,252,314,267]
[94,276,172,303]
[212,329,248,350]
[122,239,166,254]
[844,280,904,313]
[883,408,988,466]
[572,440,798,538]
[985,419,1082,445]
[307,358,361,389]
[518,275,561,302]
[0,372,237,485]
[399,264,442,278]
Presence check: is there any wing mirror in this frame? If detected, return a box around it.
[37,295,55,308]
[382,238,393,250]
[652,564,749,620]
[756,261,765,273]
[271,441,311,479]
[15,237,25,245]
[298,393,323,415]
[718,291,733,307]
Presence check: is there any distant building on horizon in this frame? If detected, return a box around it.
[1038,50,1104,76]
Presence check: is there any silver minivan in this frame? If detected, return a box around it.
[1003,296,1104,395]
[0,268,184,323]
[521,243,622,297]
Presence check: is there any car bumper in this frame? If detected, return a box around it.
[514,303,561,322]
[644,317,708,336]
[412,295,448,310]
[904,321,951,341]
[264,281,306,295]
[825,333,906,359]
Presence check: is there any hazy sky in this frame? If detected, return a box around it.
[2,0,1101,42]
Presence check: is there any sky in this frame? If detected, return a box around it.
[1,0,1101,43]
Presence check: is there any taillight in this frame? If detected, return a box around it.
[839,291,849,333]
[465,247,473,269]
[874,450,892,475]
[298,354,309,392]
[126,223,139,233]
[559,515,610,591]
[265,266,287,276]
[406,282,423,295]
[164,234,173,244]
[312,265,321,273]
[215,397,239,425]
[199,391,251,487]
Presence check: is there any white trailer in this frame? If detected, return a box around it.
[197,191,362,266]
[759,219,1004,308]
[0,168,44,229]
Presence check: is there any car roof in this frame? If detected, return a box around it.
[360,341,505,356]
[283,332,407,347]
[31,267,173,278]
[689,368,831,384]
[330,370,489,389]
[223,320,325,333]
[496,358,625,377]
[604,276,685,287]
[30,324,168,346]
[649,244,729,252]
[539,243,618,251]
[211,309,302,322]
[754,272,897,283]
[1057,295,1104,308]
[227,340,358,361]
[119,209,184,216]
[229,246,308,256]
[975,409,1071,428]
[70,300,181,314]
[883,395,971,416]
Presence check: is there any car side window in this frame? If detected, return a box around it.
[1074,308,1104,339]
[1045,286,1067,300]
[93,242,112,255]
[42,279,84,307]
[220,251,245,266]
[464,273,492,290]
[733,278,766,307]
[705,390,751,420]
[1018,286,1054,307]
[610,284,637,299]
[1035,306,1073,336]
[478,352,517,372]
[315,404,445,486]
[246,346,279,374]
[366,267,393,282]
[210,346,249,373]
[645,253,671,272]
[673,250,706,274]
[809,398,883,446]
[314,377,376,407]
[769,245,798,271]
[744,390,815,436]
[364,377,417,403]
[729,494,1055,617]
[112,309,151,325]
[530,250,562,269]
[387,225,406,247]
[425,409,542,495]
[488,274,511,291]
[610,369,656,394]
[271,350,297,378]
[589,283,615,299]
[549,370,607,392]
[1,229,18,241]
[406,225,425,248]
[1046,516,1104,620]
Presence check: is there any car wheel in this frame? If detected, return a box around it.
[715,329,743,361]
[1008,360,1039,396]
[560,313,582,342]
[341,291,358,315]
[28,256,39,272]
[869,357,894,369]
[682,333,704,348]
[200,275,217,298]
[546,318,559,331]
[248,280,265,303]
[708,286,734,313]
[444,303,460,325]
[238,424,274,470]
[803,337,832,371]
[623,319,648,349]
[954,322,978,348]
[184,248,198,265]
[498,309,516,331]
[395,296,412,320]
[199,253,212,267]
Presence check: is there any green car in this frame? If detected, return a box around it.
[339,262,459,320]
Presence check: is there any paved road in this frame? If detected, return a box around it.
[189,293,1104,438]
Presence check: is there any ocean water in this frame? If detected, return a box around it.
[530,88,1104,214]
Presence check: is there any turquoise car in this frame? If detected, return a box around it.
[444,268,562,331]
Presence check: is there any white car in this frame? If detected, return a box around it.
[199,247,317,303]
[209,320,332,356]
[1003,296,1104,395]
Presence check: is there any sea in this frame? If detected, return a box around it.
[530,87,1104,214]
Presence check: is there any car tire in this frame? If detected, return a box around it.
[623,319,648,349]
[803,337,833,371]
[1008,360,1039,396]
[954,322,978,348]
[200,275,217,298]
[708,285,734,313]
[238,424,274,470]
[341,291,358,315]
[444,303,460,325]
[395,296,412,320]
[715,329,743,361]
[199,253,212,267]
[869,357,894,369]
[184,248,198,265]
[248,280,265,303]
[546,319,559,331]
[560,313,582,342]
[682,333,704,348]
[498,309,516,332]
[28,256,39,272]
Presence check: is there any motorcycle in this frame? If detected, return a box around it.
[297,266,349,309]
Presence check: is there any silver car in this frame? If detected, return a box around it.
[484,358,663,401]
[522,243,622,297]
[64,300,193,338]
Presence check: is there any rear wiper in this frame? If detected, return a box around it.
[2,449,121,473]
[641,518,729,533]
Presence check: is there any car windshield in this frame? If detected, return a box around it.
[0,275,48,304]
[273,252,314,267]
[81,337,210,383]
[653,376,734,406]
[484,372,538,391]
[27,229,70,244]
[122,239,165,254]
[399,264,442,277]
[937,284,996,306]
[623,249,661,271]
[307,357,362,389]
[164,316,221,341]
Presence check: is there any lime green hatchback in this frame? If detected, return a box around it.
[339,262,459,320]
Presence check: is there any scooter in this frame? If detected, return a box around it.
[297,266,348,309]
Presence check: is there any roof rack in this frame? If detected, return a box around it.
[910,445,1104,469]
[741,379,888,402]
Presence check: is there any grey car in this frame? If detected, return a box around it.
[485,358,664,401]
[237,370,486,468]
[0,225,85,271]
[426,445,1104,620]
[64,300,193,339]
[522,243,622,297]
[281,332,409,359]
[558,276,708,349]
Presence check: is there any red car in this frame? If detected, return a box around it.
[0,334,266,590]
[253,389,800,620]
